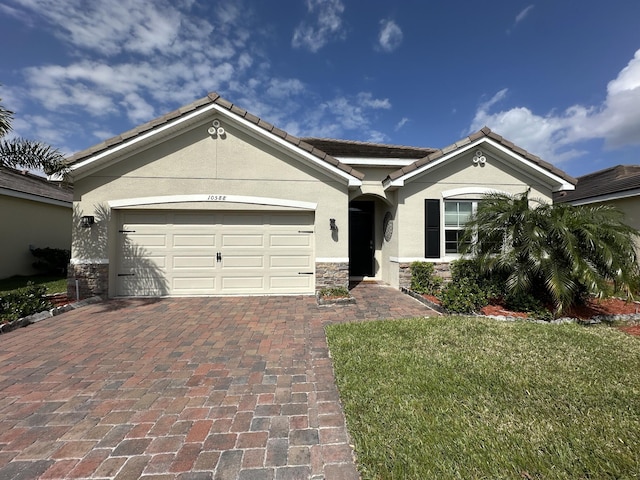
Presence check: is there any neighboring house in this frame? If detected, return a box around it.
[66,93,576,298]
[0,166,73,279]
[555,164,640,255]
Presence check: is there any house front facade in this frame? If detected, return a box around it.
[0,166,72,279]
[66,93,575,298]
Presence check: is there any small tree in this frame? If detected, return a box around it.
[0,95,67,176]
[462,190,640,315]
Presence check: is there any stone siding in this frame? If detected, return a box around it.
[68,263,109,300]
[399,261,451,289]
[315,262,349,291]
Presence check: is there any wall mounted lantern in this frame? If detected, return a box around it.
[80,215,95,228]
[329,218,337,231]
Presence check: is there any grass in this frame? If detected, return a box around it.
[326,317,640,479]
[0,274,67,295]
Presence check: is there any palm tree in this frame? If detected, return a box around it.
[0,96,67,176]
[462,189,640,315]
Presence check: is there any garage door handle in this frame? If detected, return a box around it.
[117,273,135,276]
[298,272,313,275]
[216,252,222,262]
[119,230,136,233]
[298,230,313,233]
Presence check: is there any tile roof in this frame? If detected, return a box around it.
[66,93,365,181]
[554,164,640,203]
[0,166,73,203]
[301,138,436,159]
[384,127,577,185]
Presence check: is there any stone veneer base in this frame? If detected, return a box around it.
[68,263,109,300]
[315,262,349,291]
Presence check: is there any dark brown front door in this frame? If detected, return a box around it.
[349,201,375,277]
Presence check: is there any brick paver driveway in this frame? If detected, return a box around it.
[0,283,437,479]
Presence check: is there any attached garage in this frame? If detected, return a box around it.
[116,210,315,296]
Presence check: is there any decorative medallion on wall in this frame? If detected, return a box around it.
[472,150,487,166]
[383,211,394,242]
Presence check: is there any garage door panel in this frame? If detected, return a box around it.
[222,234,264,247]
[222,255,264,268]
[269,276,314,289]
[118,211,314,296]
[173,256,216,268]
[173,277,215,290]
[221,276,264,290]
[173,234,216,247]
[270,234,311,247]
[270,255,312,268]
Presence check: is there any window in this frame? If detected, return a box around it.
[444,201,475,254]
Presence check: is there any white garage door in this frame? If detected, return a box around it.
[116,211,315,296]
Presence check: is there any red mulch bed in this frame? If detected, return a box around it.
[424,294,640,337]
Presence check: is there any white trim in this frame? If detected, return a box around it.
[70,102,362,187]
[70,258,109,265]
[390,257,459,263]
[568,188,640,206]
[316,257,349,263]
[0,187,72,208]
[384,137,574,191]
[108,194,317,210]
[70,104,219,173]
[337,157,417,167]
[441,187,508,198]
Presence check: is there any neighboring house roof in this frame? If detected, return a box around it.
[66,92,365,182]
[302,138,436,159]
[554,164,640,204]
[0,166,72,207]
[383,127,577,191]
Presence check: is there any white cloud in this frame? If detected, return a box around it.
[469,48,640,163]
[515,5,535,24]
[292,0,346,52]
[507,4,535,34]
[395,117,409,131]
[377,19,403,53]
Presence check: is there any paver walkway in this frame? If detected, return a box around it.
[0,282,437,479]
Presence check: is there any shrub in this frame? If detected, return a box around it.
[410,262,442,295]
[31,247,71,275]
[319,286,350,298]
[438,278,488,314]
[0,282,52,323]
[505,290,553,320]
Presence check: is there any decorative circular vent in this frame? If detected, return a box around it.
[383,211,394,242]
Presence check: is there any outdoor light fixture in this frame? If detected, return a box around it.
[330,218,337,231]
[80,215,95,228]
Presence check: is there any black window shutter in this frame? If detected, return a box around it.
[424,199,440,258]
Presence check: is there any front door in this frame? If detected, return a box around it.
[349,201,375,277]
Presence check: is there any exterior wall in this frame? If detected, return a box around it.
[583,196,640,258]
[395,149,554,261]
[71,116,350,297]
[315,262,349,290]
[0,195,71,279]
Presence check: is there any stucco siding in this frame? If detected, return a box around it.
[71,116,350,295]
[0,195,71,279]
[396,150,554,260]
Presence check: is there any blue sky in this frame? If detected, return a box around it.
[1,0,640,177]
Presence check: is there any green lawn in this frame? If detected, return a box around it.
[326,317,640,479]
[0,274,67,295]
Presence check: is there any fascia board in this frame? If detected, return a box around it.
[384,137,574,191]
[568,188,640,206]
[0,187,72,208]
[69,104,219,179]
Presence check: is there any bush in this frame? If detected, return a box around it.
[31,247,70,275]
[505,290,553,321]
[0,282,52,323]
[319,286,350,298]
[410,262,442,295]
[438,278,488,314]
